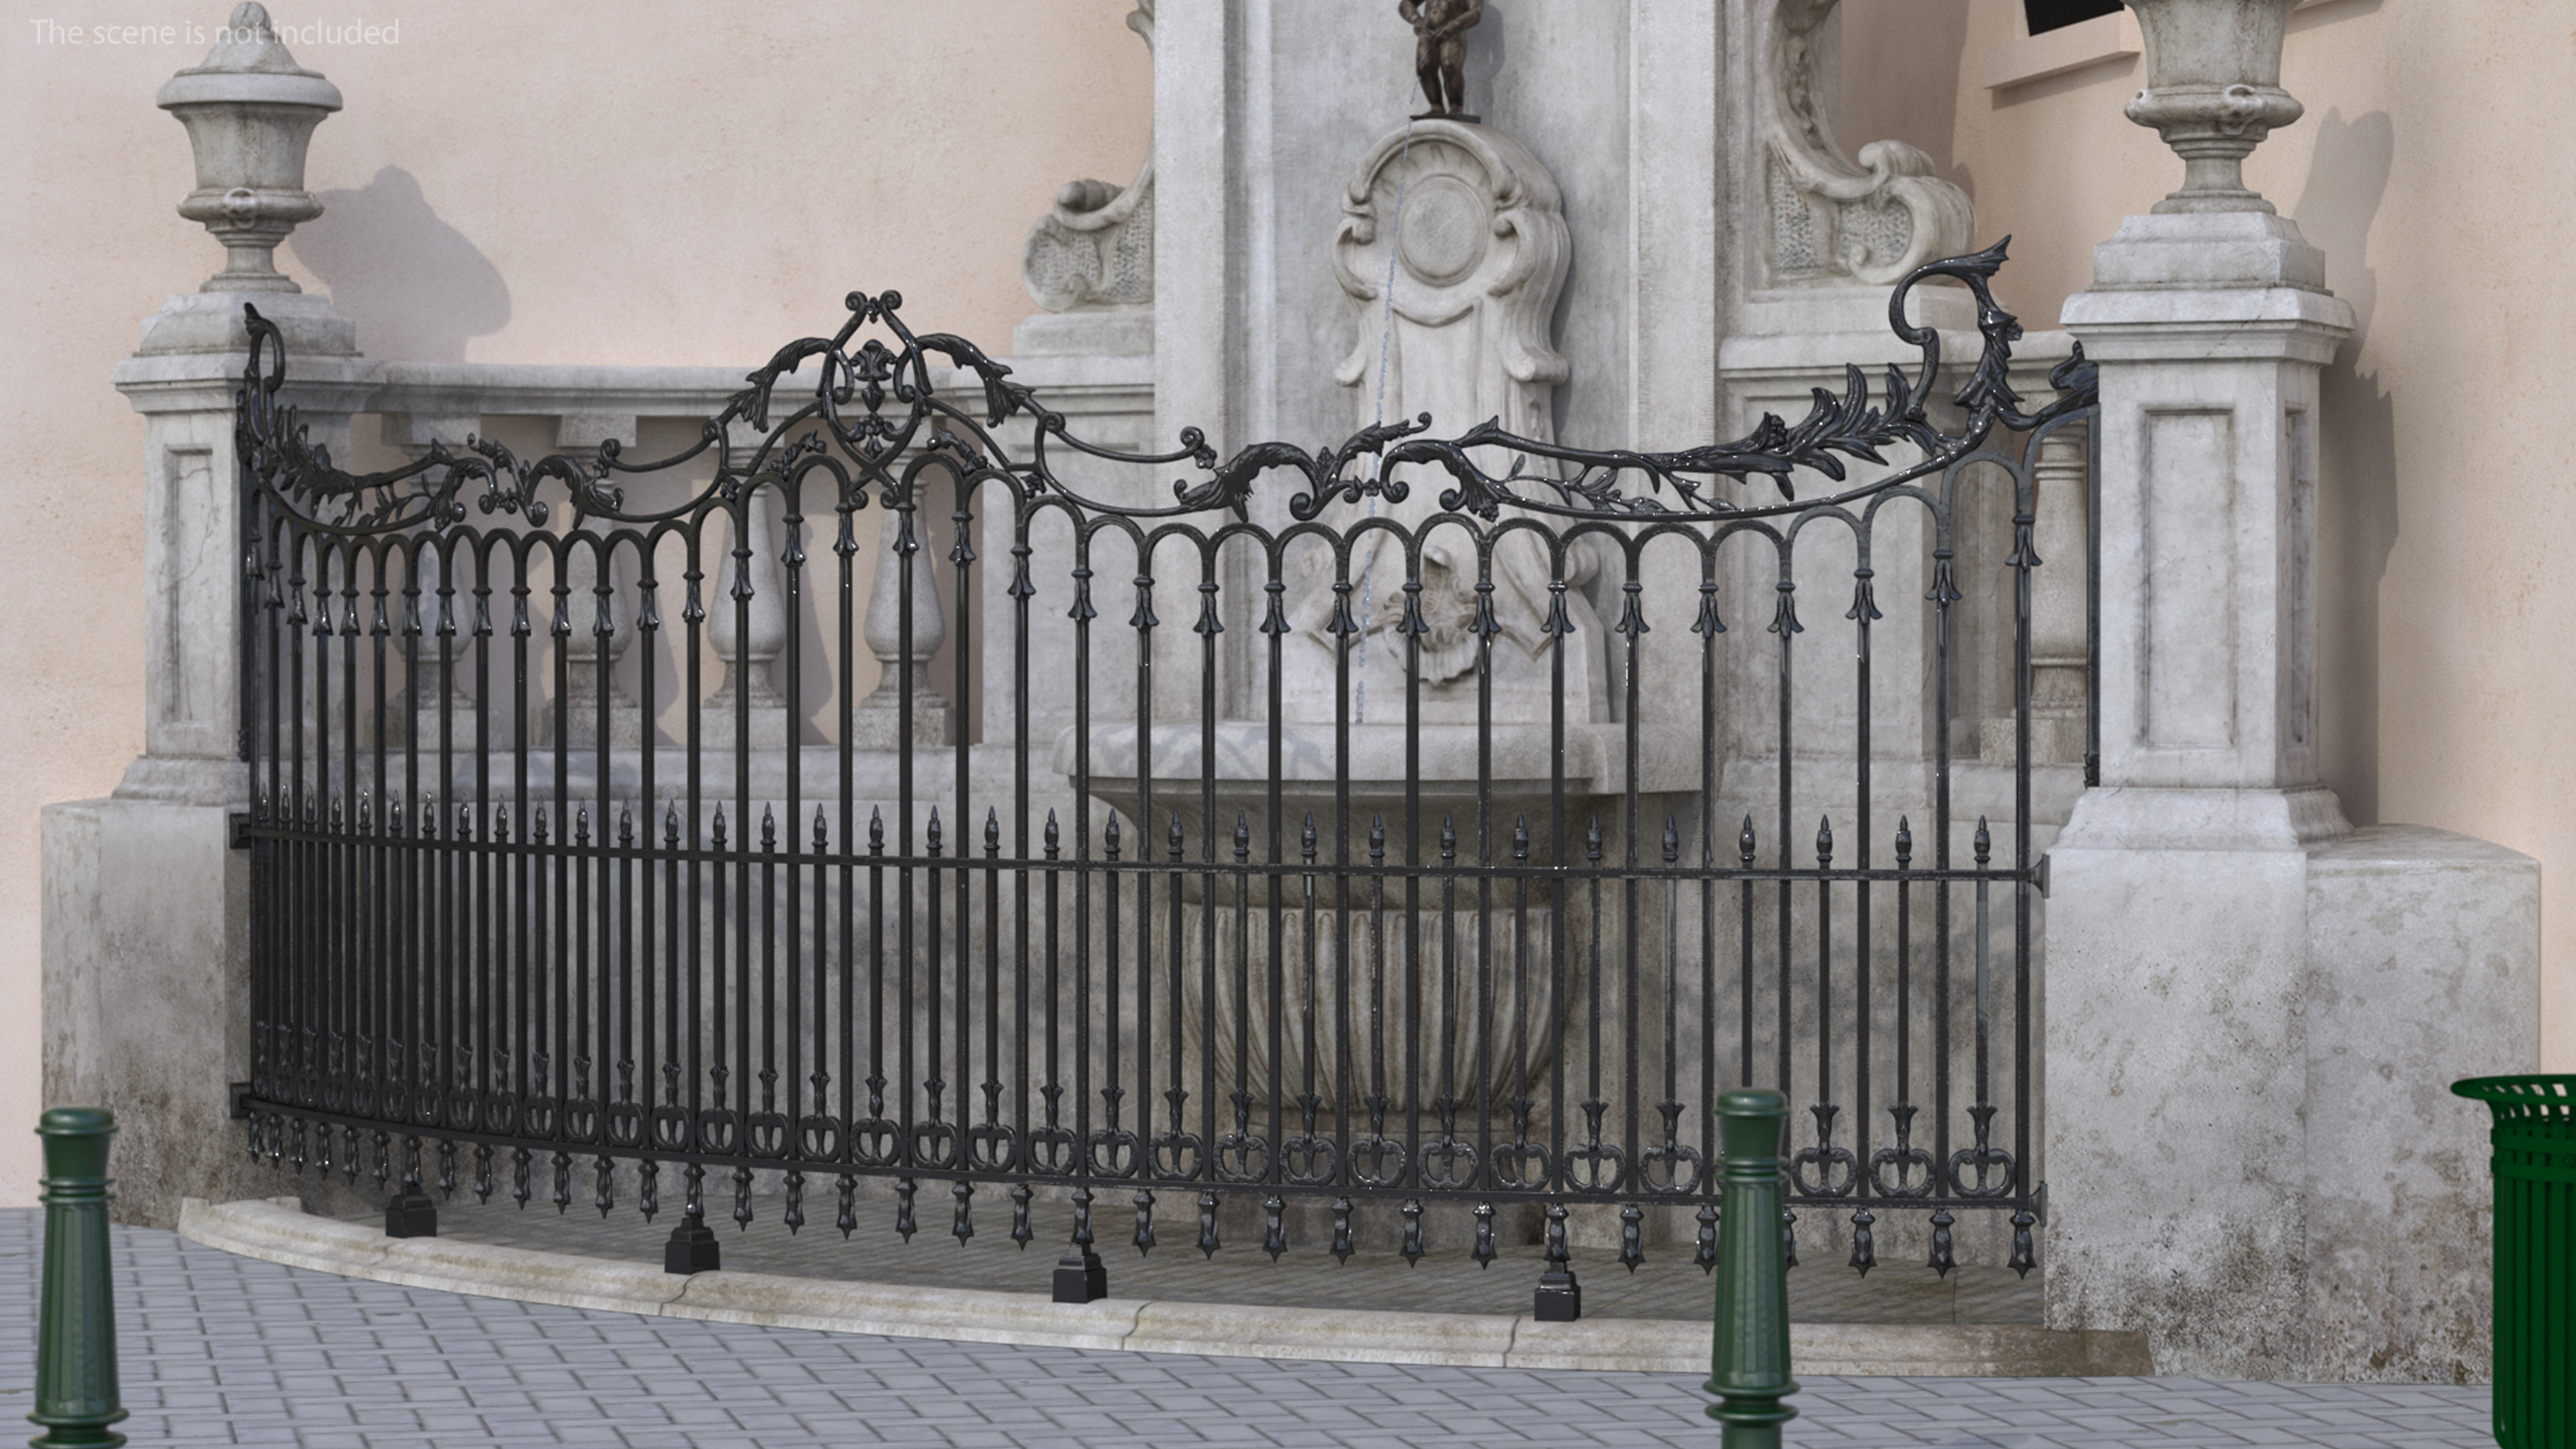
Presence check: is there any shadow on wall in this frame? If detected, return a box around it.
[289,166,511,362]
[2292,109,2395,826]
[1462,0,1505,112]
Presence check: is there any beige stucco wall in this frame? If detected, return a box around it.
[0,0,1150,1205]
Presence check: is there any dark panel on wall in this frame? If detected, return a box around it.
[2024,0,2123,35]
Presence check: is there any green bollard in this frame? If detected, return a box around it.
[28,1108,126,1449]
[1707,1088,1797,1449]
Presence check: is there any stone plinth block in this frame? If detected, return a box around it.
[2302,825,2537,1383]
[43,795,257,1229]
[2043,798,2537,1381]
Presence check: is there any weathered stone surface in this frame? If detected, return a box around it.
[45,800,255,1229]
[2304,824,2536,1383]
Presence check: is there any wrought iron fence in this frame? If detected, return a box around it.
[233,241,2094,1318]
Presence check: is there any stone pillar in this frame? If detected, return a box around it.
[2044,0,2536,1381]
[46,4,370,1227]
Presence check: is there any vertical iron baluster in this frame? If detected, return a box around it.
[1770,550,1800,1114]
[1616,561,1646,1210]
[629,531,663,1222]
[470,539,496,1190]
[1508,817,1534,1189]
[1545,572,1571,1248]
[671,517,712,1265]
[2015,430,2051,1274]
[1874,820,1930,1204]
[1226,812,1257,1185]
[1815,817,1834,1181]
[369,549,392,1146]
[1577,817,1615,1193]
[1052,804,1109,1297]
[1067,530,1103,1287]
[838,486,863,1226]
[1399,549,1424,1201]
[983,810,1006,1173]
[1695,557,1724,1224]
[780,477,810,1192]
[1043,813,1067,1181]
[811,808,831,1184]
[949,464,981,1177]
[1432,817,1463,1192]
[1289,815,1323,1186]
[759,806,782,1171]
[1010,504,1038,1212]
[1261,564,1289,1230]
[1328,541,1355,1175]
[1161,812,1195,1181]
[1363,816,1391,1185]
[1197,564,1224,1185]
[1652,820,1691,1197]
[1471,556,1501,1212]
[1929,516,1960,1218]
[865,806,888,1159]
[573,806,594,1180]
[1956,818,2003,1201]
[1739,816,1756,1094]
[924,808,947,1168]
[1131,550,1157,1203]
[1103,813,1125,1184]
[1850,539,1880,1268]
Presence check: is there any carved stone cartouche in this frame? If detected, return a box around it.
[1293,119,1604,727]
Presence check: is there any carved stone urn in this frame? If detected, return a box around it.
[2121,0,2304,213]
[156,3,343,292]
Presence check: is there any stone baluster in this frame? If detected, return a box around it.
[700,482,792,751]
[2026,427,2090,764]
[1979,425,2090,766]
[379,412,481,753]
[851,478,953,749]
[547,414,645,748]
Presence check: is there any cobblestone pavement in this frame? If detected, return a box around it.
[1,1210,2492,1448]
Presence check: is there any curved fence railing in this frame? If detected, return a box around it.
[234,241,2094,1315]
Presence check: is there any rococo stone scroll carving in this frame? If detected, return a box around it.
[1764,0,1975,287]
[1311,118,1599,725]
[1020,2,1155,312]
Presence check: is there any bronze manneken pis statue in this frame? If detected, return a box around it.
[1400,0,1482,120]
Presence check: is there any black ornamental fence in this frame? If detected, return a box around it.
[233,242,2094,1318]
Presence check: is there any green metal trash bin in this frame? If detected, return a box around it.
[2451,1075,2576,1448]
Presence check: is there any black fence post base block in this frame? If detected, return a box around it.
[383,1190,437,1239]
[664,1214,720,1274]
[1534,1267,1582,1322]
[1053,1248,1108,1303]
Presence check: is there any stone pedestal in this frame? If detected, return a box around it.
[51,311,367,1228]
[2045,210,2537,1380]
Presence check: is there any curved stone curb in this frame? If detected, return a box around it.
[178,1197,2153,1376]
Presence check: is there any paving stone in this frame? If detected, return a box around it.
[0,1209,2495,1447]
